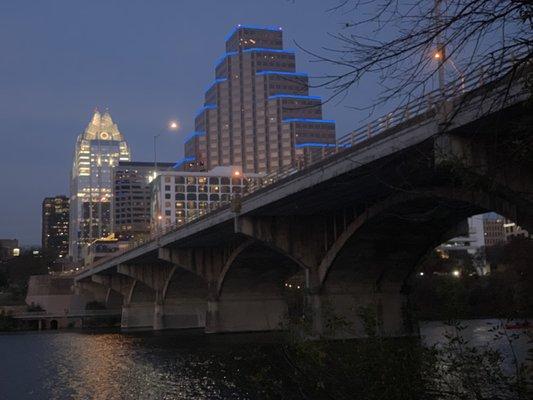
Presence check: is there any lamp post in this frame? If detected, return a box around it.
[154,120,179,170]
[153,120,179,236]
[434,0,446,93]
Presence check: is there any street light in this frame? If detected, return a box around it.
[154,120,180,170]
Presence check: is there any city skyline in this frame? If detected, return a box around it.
[0,1,370,245]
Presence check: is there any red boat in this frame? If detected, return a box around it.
[505,320,531,330]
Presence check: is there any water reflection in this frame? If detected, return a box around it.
[0,321,530,400]
[0,332,246,400]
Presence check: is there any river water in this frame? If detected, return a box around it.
[0,320,530,400]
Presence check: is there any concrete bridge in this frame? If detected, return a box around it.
[75,61,532,336]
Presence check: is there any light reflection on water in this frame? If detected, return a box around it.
[0,320,530,400]
[0,332,245,400]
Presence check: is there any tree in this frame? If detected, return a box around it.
[306,1,532,109]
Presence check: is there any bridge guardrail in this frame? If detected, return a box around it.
[74,48,531,275]
[12,309,122,318]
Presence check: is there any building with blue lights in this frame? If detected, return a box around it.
[182,25,336,173]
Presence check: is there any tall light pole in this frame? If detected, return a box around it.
[433,1,465,94]
[434,0,446,93]
[154,120,179,170]
[153,120,179,234]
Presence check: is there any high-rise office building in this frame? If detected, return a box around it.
[42,195,69,259]
[179,25,336,174]
[112,161,175,241]
[69,110,131,261]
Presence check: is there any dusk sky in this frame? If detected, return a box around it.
[0,0,378,245]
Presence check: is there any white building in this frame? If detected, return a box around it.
[440,214,486,255]
[150,166,263,233]
[69,110,131,261]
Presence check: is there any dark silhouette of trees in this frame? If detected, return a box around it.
[305,0,532,108]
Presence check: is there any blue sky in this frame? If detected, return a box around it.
[0,0,384,245]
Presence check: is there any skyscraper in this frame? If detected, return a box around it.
[69,110,131,261]
[42,195,69,259]
[112,161,175,241]
[179,25,336,174]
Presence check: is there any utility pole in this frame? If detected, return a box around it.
[434,0,446,93]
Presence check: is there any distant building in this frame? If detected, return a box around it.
[0,239,19,262]
[180,25,336,174]
[82,236,129,266]
[483,213,506,247]
[42,196,69,259]
[440,215,485,255]
[112,161,175,241]
[150,166,262,233]
[439,212,527,275]
[69,109,131,261]
[503,219,530,241]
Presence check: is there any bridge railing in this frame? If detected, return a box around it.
[75,203,231,273]
[76,48,530,275]
[12,309,122,319]
[337,49,530,150]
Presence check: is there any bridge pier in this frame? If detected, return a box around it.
[206,292,288,333]
[74,280,109,305]
[307,282,408,338]
[117,263,172,331]
[117,263,207,331]
[121,302,154,331]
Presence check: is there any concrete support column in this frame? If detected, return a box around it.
[205,298,219,334]
[117,264,174,331]
[306,289,324,337]
[153,291,164,331]
[121,304,132,330]
[206,293,288,333]
[74,281,108,304]
[309,282,408,338]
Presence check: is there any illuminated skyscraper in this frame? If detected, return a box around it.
[69,110,131,261]
[178,25,336,173]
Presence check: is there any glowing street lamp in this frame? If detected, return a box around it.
[154,120,180,170]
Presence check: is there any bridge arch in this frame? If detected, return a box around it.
[217,240,304,299]
[215,239,254,298]
[104,288,123,309]
[128,280,155,303]
[160,265,208,329]
[311,186,531,337]
[318,186,529,289]
[210,240,304,332]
